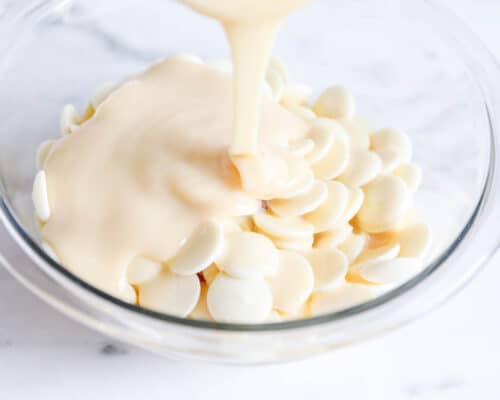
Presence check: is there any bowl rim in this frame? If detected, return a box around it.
[0,0,499,333]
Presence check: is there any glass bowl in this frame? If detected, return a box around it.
[0,0,499,364]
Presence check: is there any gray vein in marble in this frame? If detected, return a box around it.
[68,21,160,63]
[44,4,161,63]
[100,343,128,356]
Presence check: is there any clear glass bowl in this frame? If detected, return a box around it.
[0,0,499,364]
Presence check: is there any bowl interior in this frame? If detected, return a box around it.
[0,0,491,315]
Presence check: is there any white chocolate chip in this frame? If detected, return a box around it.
[307,248,348,291]
[355,242,400,264]
[304,181,349,233]
[338,150,382,187]
[368,283,397,298]
[189,282,213,321]
[123,284,137,304]
[341,186,364,223]
[269,180,328,218]
[288,138,315,157]
[313,86,355,120]
[338,233,367,262]
[338,117,371,150]
[139,272,200,317]
[169,220,224,275]
[253,212,314,241]
[305,127,335,164]
[127,256,162,285]
[371,128,412,163]
[273,236,314,253]
[310,283,373,316]
[375,148,401,173]
[356,257,421,284]
[268,251,314,313]
[207,274,272,323]
[311,133,350,180]
[314,224,353,249]
[216,232,278,279]
[394,208,422,230]
[32,171,51,222]
[60,104,79,135]
[36,140,55,170]
[397,223,431,259]
[357,176,411,233]
[394,164,422,192]
[275,169,316,200]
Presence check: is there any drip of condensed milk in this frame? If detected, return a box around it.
[183,0,312,197]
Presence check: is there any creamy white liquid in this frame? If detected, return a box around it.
[42,58,309,299]
[40,0,313,300]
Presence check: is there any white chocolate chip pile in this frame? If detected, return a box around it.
[33,55,431,323]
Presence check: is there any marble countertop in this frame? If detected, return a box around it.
[1,1,500,399]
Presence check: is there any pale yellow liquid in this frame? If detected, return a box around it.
[42,0,313,300]
[42,58,309,299]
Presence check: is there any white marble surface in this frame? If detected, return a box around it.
[1,1,500,399]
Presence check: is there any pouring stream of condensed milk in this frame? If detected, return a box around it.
[183,0,313,198]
